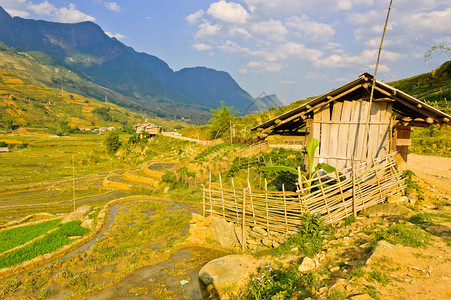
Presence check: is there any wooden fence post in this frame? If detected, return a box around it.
[209,171,213,214]
[247,178,256,225]
[264,178,269,231]
[242,189,247,252]
[232,177,239,223]
[282,184,288,234]
[202,185,206,217]
[219,173,225,217]
[352,156,357,217]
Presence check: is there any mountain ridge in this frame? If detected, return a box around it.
[0,6,263,122]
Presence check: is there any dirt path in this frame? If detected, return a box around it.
[407,154,451,195]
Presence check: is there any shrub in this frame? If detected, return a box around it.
[104,130,121,154]
[241,262,318,299]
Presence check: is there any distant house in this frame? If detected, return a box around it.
[134,123,162,136]
[0,147,9,153]
[252,72,450,171]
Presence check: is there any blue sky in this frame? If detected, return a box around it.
[0,0,450,104]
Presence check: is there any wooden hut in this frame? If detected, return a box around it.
[252,73,450,171]
[134,123,162,136]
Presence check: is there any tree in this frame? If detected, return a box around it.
[104,130,121,154]
[424,42,451,62]
[209,101,238,139]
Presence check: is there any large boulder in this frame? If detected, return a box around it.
[366,240,394,265]
[61,205,92,224]
[199,255,258,299]
[360,203,413,218]
[210,217,240,249]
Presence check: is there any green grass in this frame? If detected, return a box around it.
[0,221,89,269]
[372,222,430,248]
[0,219,61,253]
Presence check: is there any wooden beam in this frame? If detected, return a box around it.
[394,97,440,123]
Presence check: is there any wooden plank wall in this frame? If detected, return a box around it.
[313,101,392,169]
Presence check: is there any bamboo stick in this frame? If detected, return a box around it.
[242,189,246,252]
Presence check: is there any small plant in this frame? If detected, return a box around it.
[241,262,318,299]
[369,270,391,285]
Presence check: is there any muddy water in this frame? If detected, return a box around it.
[61,203,130,259]
[87,247,226,299]
[60,202,225,299]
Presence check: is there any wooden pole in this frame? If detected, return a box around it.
[282,184,288,234]
[232,178,239,223]
[361,0,394,158]
[247,178,256,225]
[242,189,247,252]
[72,155,76,211]
[219,173,225,217]
[352,155,357,217]
[209,171,213,214]
[264,178,269,231]
[202,185,206,217]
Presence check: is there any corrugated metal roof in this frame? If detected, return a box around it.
[252,73,450,131]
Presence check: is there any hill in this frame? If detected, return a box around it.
[389,61,450,114]
[0,66,189,132]
[0,6,261,123]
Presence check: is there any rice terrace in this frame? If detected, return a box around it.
[0,1,451,300]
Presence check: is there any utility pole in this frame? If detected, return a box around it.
[72,156,76,211]
[230,120,233,145]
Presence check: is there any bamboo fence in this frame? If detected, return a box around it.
[202,152,405,250]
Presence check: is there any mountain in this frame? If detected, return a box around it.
[0,6,259,122]
[245,92,283,114]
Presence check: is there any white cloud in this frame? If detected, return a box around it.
[192,43,212,51]
[286,15,335,41]
[186,9,204,25]
[105,32,126,40]
[251,19,288,42]
[104,2,121,13]
[280,80,298,85]
[54,4,95,23]
[314,49,403,69]
[239,61,283,73]
[207,1,250,24]
[195,21,221,39]
[218,40,250,53]
[28,1,56,16]
[0,1,95,23]
[4,8,29,17]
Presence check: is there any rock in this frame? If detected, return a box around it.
[199,255,257,299]
[330,266,340,272]
[366,240,394,265]
[346,260,365,268]
[248,230,264,240]
[61,205,92,224]
[210,218,239,249]
[298,257,316,272]
[350,294,373,300]
[80,218,94,229]
[252,226,267,236]
[272,240,280,248]
[360,203,413,218]
[319,287,328,294]
[261,237,272,247]
[387,195,408,203]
